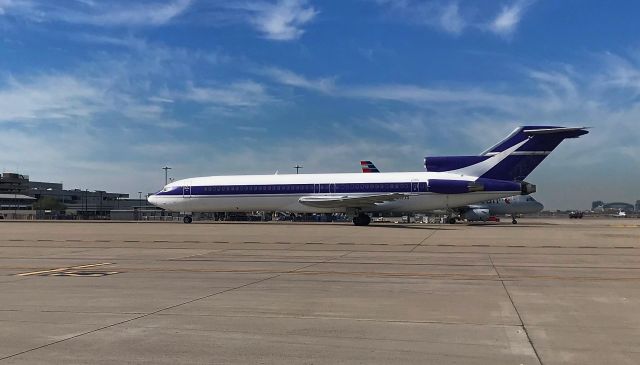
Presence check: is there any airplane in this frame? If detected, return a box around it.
[147,126,588,225]
[464,195,543,224]
[359,161,544,224]
[612,210,627,218]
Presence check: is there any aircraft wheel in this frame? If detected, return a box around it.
[183,215,193,224]
[448,217,457,224]
[512,219,518,224]
[362,214,371,226]
[352,214,371,226]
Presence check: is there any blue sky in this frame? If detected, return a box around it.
[0,0,638,209]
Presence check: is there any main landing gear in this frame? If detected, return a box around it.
[183,215,193,224]
[352,213,371,226]
[511,215,518,224]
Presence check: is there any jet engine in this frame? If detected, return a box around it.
[463,208,490,222]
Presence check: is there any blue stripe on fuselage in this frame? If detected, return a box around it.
[154,180,520,197]
[156,182,423,196]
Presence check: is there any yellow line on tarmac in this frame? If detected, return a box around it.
[17,262,113,277]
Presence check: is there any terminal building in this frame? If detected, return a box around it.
[0,172,163,220]
[591,200,637,213]
[0,173,37,219]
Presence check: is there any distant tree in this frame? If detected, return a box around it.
[33,196,66,211]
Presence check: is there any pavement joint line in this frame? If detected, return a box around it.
[0,250,354,362]
[488,254,543,365]
[16,262,114,277]
[417,249,640,256]
[409,228,439,252]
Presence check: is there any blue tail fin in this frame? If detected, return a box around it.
[424,126,588,181]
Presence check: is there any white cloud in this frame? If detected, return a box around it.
[438,2,465,34]
[489,0,533,36]
[597,52,640,96]
[0,75,105,122]
[377,0,466,35]
[208,0,318,41]
[0,69,183,129]
[1,0,192,26]
[343,83,515,106]
[261,66,529,112]
[260,67,335,92]
[183,80,272,108]
[377,0,533,38]
[250,0,318,40]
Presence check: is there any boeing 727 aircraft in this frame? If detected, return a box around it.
[147,126,587,225]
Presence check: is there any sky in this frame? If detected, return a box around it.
[0,0,638,210]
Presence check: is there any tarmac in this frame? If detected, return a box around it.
[1,218,639,364]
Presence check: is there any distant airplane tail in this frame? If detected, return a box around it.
[424,126,589,181]
[360,161,380,173]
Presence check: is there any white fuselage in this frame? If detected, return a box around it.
[471,195,544,216]
[148,171,523,214]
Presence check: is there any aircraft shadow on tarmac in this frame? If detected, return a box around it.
[194,221,452,230]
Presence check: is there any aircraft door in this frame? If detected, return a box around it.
[411,180,419,192]
[183,185,191,198]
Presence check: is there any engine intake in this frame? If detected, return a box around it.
[463,208,490,221]
[521,181,536,195]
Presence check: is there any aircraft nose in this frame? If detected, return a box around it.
[147,194,158,206]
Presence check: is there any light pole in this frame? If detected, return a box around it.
[138,191,142,207]
[162,166,171,186]
[294,164,303,174]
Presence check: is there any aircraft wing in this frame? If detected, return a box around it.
[298,193,412,208]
